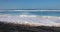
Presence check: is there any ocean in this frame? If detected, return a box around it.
[0,10,60,26]
[0,10,60,16]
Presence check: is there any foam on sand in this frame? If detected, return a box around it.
[0,14,60,26]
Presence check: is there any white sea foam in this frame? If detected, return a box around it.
[0,10,60,12]
[0,14,60,26]
[13,10,60,11]
[19,15,37,17]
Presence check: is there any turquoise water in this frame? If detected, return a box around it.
[0,10,60,16]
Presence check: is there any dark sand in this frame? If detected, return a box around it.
[0,21,60,32]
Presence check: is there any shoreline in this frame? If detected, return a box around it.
[0,15,60,27]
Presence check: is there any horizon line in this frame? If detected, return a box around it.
[0,9,60,10]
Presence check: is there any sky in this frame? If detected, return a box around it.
[0,0,60,9]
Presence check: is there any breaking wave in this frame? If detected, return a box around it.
[0,14,60,26]
[0,10,60,26]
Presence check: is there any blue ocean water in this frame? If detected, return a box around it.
[0,10,60,16]
[0,10,60,25]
